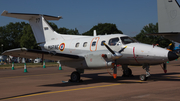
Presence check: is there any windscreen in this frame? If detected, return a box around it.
[120,36,137,44]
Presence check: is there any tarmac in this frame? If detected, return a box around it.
[0,60,180,101]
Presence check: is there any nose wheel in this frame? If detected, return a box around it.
[140,74,148,81]
[140,64,150,81]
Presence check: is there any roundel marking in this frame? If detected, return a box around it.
[59,43,65,51]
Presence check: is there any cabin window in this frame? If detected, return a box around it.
[108,37,119,46]
[83,42,87,47]
[92,41,96,46]
[75,42,80,47]
[101,41,106,46]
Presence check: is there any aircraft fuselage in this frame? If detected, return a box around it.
[42,34,171,69]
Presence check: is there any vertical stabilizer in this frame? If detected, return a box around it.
[158,0,180,32]
[29,16,62,44]
[29,15,46,44]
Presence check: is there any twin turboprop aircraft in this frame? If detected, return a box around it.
[1,10,178,82]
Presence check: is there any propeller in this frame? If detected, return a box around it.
[103,42,127,79]
[119,46,127,53]
[103,42,115,54]
[167,43,172,51]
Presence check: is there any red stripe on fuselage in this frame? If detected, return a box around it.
[133,47,140,64]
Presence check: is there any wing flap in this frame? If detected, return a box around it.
[2,48,82,61]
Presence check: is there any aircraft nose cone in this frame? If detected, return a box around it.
[168,51,179,61]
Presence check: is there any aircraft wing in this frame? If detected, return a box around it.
[2,48,83,61]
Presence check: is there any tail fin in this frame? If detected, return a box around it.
[1,10,63,44]
[157,0,180,32]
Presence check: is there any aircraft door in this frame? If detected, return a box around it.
[90,37,100,51]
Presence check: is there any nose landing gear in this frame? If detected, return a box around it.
[140,64,150,81]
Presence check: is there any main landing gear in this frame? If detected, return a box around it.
[122,65,133,77]
[69,69,84,82]
[140,64,150,81]
[70,71,80,82]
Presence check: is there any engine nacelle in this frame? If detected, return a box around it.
[102,52,122,60]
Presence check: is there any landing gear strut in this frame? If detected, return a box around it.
[69,69,84,82]
[162,62,167,73]
[140,64,150,81]
[122,65,133,77]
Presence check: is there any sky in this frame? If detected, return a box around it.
[0,0,179,37]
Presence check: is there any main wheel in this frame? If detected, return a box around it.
[70,71,80,82]
[122,68,132,77]
[140,74,148,81]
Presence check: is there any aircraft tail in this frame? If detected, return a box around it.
[157,0,180,32]
[1,10,64,44]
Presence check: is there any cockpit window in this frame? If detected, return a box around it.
[120,36,137,44]
[108,37,119,46]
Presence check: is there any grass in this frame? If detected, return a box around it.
[0,62,59,69]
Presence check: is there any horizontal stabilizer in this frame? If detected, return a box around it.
[2,48,82,61]
[1,10,62,20]
[1,10,64,44]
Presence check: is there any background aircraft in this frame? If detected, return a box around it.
[1,10,178,82]
[149,0,180,43]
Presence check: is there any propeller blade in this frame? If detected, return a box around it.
[168,43,172,47]
[103,42,115,54]
[167,43,172,51]
[119,46,127,53]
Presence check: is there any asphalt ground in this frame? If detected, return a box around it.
[0,60,180,101]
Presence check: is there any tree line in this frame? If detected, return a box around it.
[0,22,174,54]
[133,23,174,50]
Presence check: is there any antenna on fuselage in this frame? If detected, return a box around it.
[93,30,97,36]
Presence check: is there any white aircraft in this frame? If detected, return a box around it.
[1,10,178,82]
[149,0,180,43]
